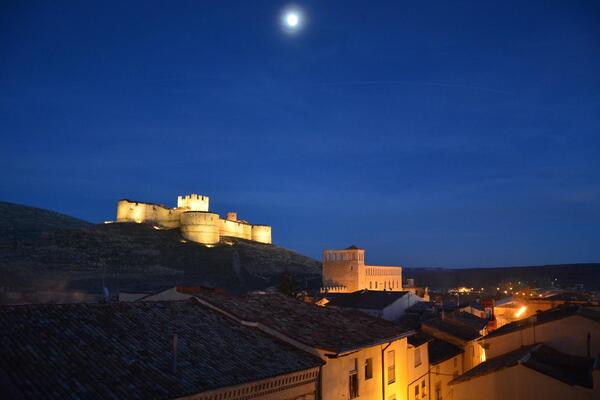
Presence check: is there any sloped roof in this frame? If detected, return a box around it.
[345,245,363,250]
[192,290,413,354]
[408,332,433,347]
[449,344,594,388]
[0,301,323,399]
[422,317,482,343]
[326,290,411,310]
[428,338,464,365]
[446,311,488,331]
[481,304,600,340]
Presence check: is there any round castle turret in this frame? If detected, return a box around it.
[180,211,220,245]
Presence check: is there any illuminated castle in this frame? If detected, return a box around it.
[321,245,402,293]
[116,194,272,245]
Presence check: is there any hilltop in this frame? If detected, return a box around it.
[405,263,600,291]
[0,202,321,302]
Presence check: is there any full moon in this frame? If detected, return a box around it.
[286,13,299,28]
[281,8,303,33]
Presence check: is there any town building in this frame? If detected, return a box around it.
[428,338,465,400]
[116,193,271,245]
[478,304,600,359]
[0,300,322,399]
[407,333,432,400]
[189,289,415,400]
[321,289,425,321]
[449,344,599,400]
[321,245,402,293]
[421,316,486,372]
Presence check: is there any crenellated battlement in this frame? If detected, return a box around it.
[116,193,272,245]
[177,193,209,211]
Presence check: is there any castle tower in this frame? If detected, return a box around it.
[322,245,365,292]
[321,245,402,293]
[177,194,209,211]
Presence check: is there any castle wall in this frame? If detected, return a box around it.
[116,195,272,245]
[177,194,209,211]
[251,225,272,244]
[219,218,252,240]
[116,200,181,228]
[180,211,220,245]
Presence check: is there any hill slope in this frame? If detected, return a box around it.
[0,201,91,240]
[0,202,321,300]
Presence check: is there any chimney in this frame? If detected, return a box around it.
[172,333,178,374]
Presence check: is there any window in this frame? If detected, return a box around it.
[387,350,395,384]
[375,282,378,289]
[414,385,419,400]
[435,382,442,400]
[453,357,458,367]
[414,347,422,367]
[365,358,373,380]
[421,381,427,398]
[369,281,372,289]
[471,346,474,357]
[349,358,359,399]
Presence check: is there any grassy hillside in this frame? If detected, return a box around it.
[0,202,321,299]
[0,201,91,241]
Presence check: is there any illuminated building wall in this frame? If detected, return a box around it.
[115,193,272,245]
[181,211,221,245]
[321,246,402,293]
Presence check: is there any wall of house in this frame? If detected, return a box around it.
[430,353,464,400]
[383,293,423,321]
[482,315,600,359]
[451,364,595,400]
[116,199,182,228]
[319,338,409,400]
[407,343,429,400]
[183,367,320,400]
[180,211,221,245]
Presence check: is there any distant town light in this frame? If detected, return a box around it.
[515,306,527,318]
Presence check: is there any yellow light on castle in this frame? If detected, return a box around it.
[515,306,527,318]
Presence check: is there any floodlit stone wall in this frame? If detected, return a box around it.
[115,194,272,245]
[180,211,220,245]
[177,194,209,211]
[219,218,252,240]
[116,199,181,228]
[322,247,402,293]
[251,225,272,244]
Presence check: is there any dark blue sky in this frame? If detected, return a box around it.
[1,1,599,266]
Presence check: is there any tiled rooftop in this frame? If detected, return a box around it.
[445,312,488,331]
[326,290,411,310]
[449,344,594,388]
[481,304,600,340]
[0,300,322,399]
[192,290,414,354]
[428,338,464,365]
[422,317,482,343]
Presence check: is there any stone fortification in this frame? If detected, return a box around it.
[116,193,272,245]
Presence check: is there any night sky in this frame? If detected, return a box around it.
[1,1,599,266]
